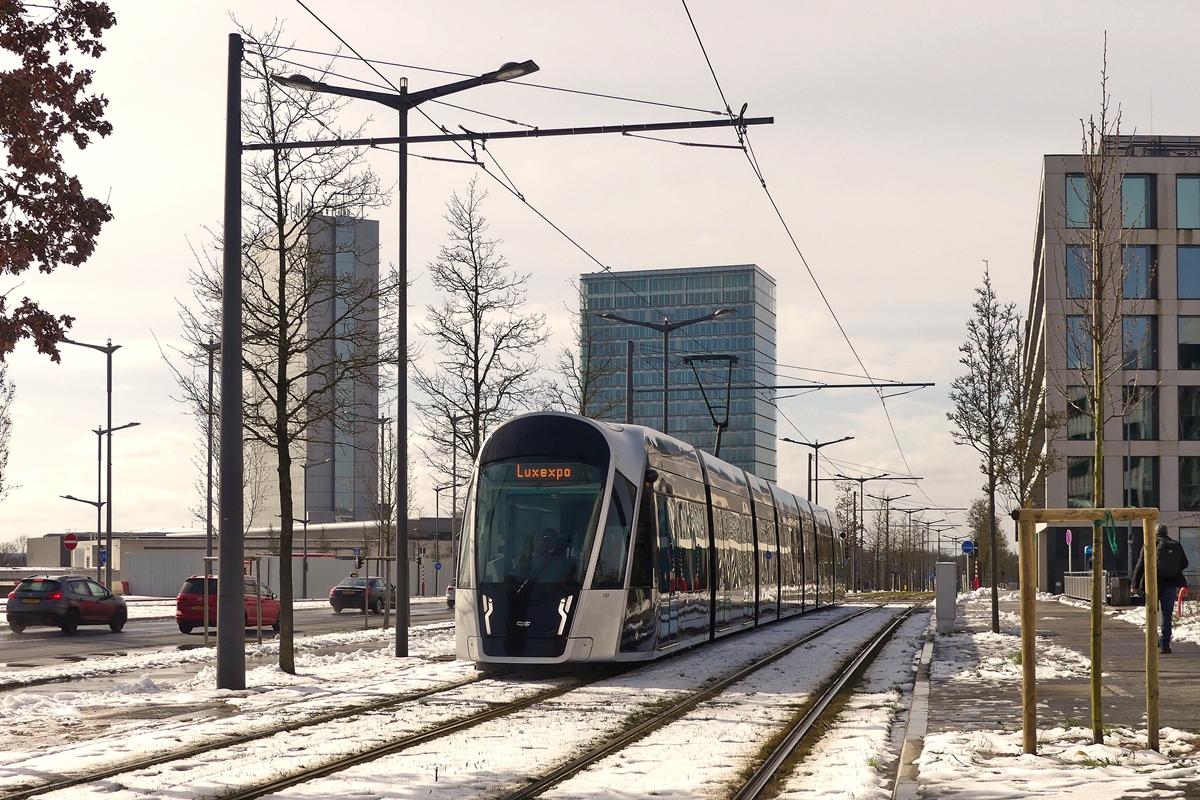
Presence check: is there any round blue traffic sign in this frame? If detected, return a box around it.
[434,562,442,571]
[961,541,974,554]
[1084,545,1093,556]
[1065,529,1073,545]
[99,549,107,564]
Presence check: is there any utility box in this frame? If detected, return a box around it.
[936,561,957,634]
[1109,576,1131,607]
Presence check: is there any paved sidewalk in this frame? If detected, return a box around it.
[927,598,1200,735]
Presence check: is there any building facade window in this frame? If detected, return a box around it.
[1180,246,1200,299]
[1124,456,1160,508]
[1181,456,1200,511]
[1179,176,1200,229]
[1067,387,1094,440]
[1180,317,1200,369]
[1067,456,1094,508]
[1122,245,1155,299]
[1123,385,1157,440]
[1067,174,1090,228]
[1182,387,1200,440]
[1066,245,1091,299]
[1067,315,1091,369]
[1121,315,1156,370]
[1122,175,1155,229]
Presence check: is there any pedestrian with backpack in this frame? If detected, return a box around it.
[1134,524,1190,653]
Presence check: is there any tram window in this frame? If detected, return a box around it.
[658,495,674,593]
[475,459,605,586]
[593,475,637,589]
[456,482,475,589]
[628,489,656,590]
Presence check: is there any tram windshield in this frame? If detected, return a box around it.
[475,459,606,588]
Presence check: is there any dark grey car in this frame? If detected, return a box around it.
[6,575,128,634]
[329,576,395,614]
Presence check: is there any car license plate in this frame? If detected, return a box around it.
[341,590,355,594]
[192,605,205,611]
[21,598,39,604]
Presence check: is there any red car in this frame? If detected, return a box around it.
[175,575,281,634]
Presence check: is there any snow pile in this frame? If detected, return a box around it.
[918,726,1200,797]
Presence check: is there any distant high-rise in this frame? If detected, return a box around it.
[248,215,381,527]
[580,264,777,480]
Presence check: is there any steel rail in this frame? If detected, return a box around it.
[731,604,927,800]
[0,672,492,800]
[501,605,891,800]
[217,677,591,800]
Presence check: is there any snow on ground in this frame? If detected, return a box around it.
[774,611,929,800]
[258,606,888,800]
[6,591,1200,798]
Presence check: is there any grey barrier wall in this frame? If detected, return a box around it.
[120,552,456,598]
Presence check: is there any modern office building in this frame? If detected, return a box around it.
[580,264,777,480]
[1026,136,1200,591]
[249,215,382,527]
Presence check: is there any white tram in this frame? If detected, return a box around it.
[454,412,845,664]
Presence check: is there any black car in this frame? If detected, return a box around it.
[329,576,394,614]
[6,575,128,635]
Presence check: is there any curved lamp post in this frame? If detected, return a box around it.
[269,58,538,660]
[597,308,736,435]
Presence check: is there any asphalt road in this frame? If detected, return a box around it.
[1,602,455,669]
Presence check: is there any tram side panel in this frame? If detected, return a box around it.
[746,472,779,625]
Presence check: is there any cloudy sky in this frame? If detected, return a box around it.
[4,0,1198,547]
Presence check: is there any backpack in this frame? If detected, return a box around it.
[1158,539,1187,579]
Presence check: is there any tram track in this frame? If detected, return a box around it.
[730,603,927,800]
[4,604,908,800]
[500,604,898,800]
[0,671,496,800]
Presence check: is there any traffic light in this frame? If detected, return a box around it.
[356,556,364,569]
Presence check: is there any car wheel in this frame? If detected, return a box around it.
[178,622,194,635]
[271,620,280,632]
[109,607,127,633]
[371,598,382,615]
[61,609,80,636]
[8,621,24,634]
[332,606,342,614]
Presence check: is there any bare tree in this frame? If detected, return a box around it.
[1000,323,1065,513]
[173,24,393,674]
[0,362,15,502]
[948,267,1018,633]
[548,279,622,418]
[0,534,25,567]
[415,178,548,490]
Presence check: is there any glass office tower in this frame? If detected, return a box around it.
[581,264,777,480]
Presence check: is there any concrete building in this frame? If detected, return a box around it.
[15,519,456,598]
[1027,136,1200,592]
[248,215,382,528]
[580,264,777,479]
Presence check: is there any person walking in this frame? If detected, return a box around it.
[1134,524,1190,654]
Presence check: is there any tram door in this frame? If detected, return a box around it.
[657,494,679,648]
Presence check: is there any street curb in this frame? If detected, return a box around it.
[893,634,933,800]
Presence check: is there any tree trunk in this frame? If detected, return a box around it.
[989,474,1000,633]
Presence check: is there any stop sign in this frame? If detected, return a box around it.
[63,533,78,551]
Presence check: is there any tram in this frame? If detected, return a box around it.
[454,412,845,664]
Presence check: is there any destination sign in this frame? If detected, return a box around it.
[516,464,575,481]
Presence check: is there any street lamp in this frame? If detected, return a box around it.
[60,494,104,582]
[297,457,330,599]
[780,436,853,506]
[200,339,219,584]
[59,336,123,587]
[275,58,538,659]
[867,492,909,591]
[597,307,737,435]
